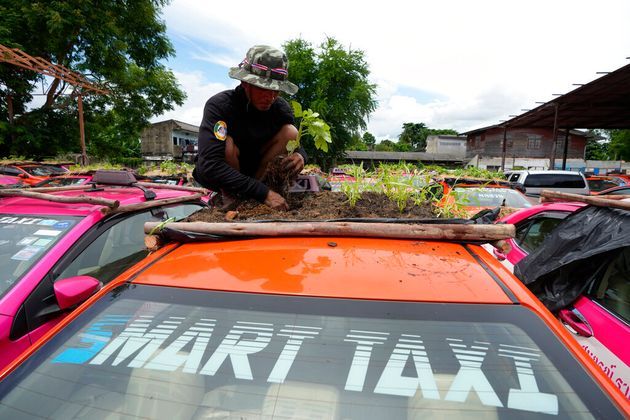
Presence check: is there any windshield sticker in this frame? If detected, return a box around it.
[51,314,560,415]
[11,245,43,261]
[0,216,44,225]
[33,238,52,247]
[17,237,38,246]
[53,221,73,229]
[37,219,59,226]
[33,229,61,237]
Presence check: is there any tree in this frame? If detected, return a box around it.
[608,129,630,161]
[362,132,376,151]
[398,123,428,151]
[375,139,395,152]
[584,130,609,160]
[0,0,185,159]
[398,123,459,152]
[347,133,368,151]
[283,37,377,169]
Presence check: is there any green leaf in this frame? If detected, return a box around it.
[291,100,303,118]
[286,139,300,154]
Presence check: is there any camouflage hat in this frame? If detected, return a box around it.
[229,45,298,95]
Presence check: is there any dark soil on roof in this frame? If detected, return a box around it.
[186,191,436,223]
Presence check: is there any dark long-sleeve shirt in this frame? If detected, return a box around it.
[194,85,305,202]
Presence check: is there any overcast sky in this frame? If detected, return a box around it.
[155,0,630,140]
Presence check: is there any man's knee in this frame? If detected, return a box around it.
[268,124,298,150]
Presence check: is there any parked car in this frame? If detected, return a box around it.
[505,170,590,197]
[0,163,68,186]
[435,177,532,217]
[494,203,629,399]
[0,170,207,370]
[31,173,95,188]
[491,201,586,267]
[0,221,627,417]
[596,185,630,196]
[0,175,23,189]
[586,175,625,193]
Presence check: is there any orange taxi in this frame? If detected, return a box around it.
[0,219,626,418]
[435,177,532,217]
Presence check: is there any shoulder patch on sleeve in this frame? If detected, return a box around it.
[213,121,227,141]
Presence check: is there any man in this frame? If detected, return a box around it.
[193,45,306,210]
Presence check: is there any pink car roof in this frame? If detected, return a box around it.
[499,201,586,224]
[0,187,198,217]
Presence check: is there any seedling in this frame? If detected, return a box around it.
[287,101,332,154]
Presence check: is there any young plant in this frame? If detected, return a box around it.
[287,101,332,154]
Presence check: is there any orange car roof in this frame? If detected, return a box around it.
[133,237,514,304]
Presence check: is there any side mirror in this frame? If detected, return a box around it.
[54,276,101,310]
[493,248,507,261]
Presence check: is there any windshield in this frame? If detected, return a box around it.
[0,214,81,297]
[454,187,532,208]
[35,177,90,187]
[21,165,57,176]
[0,285,620,419]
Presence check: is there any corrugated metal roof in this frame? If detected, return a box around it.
[495,62,630,130]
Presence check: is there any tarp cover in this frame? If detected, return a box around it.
[514,205,630,312]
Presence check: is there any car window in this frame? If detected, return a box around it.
[53,203,202,285]
[0,215,82,298]
[586,247,630,324]
[523,174,586,188]
[605,187,630,195]
[508,173,520,183]
[0,285,621,419]
[22,165,55,176]
[515,215,567,253]
[0,166,22,176]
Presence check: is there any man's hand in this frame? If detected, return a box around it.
[264,190,289,211]
[282,153,305,176]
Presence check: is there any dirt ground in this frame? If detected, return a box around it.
[186,191,436,223]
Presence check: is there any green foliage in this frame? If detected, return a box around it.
[283,37,377,169]
[398,123,458,151]
[159,160,193,175]
[0,0,185,160]
[362,132,376,151]
[452,166,503,179]
[287,101,332,154]
[608,129,630,160]
[584,130,609,160]
[374,140,395,151]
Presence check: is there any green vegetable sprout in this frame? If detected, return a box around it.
[287,101,332,154]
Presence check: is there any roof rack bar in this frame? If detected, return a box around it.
[144,221,515,242]
[0,189,119,209]
[109,193,206,215]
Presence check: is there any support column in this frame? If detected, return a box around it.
[562,129,570,170]
[77,93,88,166]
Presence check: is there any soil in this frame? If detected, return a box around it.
[186,191,436,223]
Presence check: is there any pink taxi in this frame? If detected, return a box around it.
[493,202,629,399]
[0,170,207,370]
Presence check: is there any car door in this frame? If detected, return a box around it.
[17,203,204,345]
[562,247,630,399]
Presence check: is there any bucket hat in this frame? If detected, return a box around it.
[228,45,298,95]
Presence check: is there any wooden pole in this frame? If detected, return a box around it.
[501,125,508,172]
[562,129,570,170]
[0,189,119,208]
[136,182,210,194]
[77,93,88,166]
[540,190,630,210]
[144,221,515,241]
[112,193,205,214]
